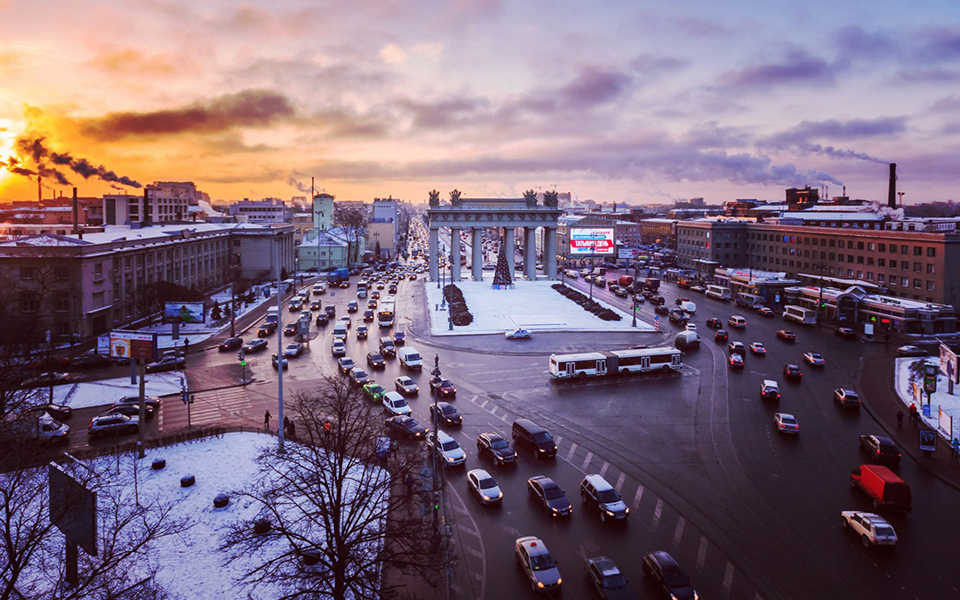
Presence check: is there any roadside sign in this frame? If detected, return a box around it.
[919,429,937,453]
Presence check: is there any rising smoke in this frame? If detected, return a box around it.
[4,136,142,188]
[287,171,312,193]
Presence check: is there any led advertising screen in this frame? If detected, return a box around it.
[109,331,157,361]
[164,302,206,323]
[568,228,615,255]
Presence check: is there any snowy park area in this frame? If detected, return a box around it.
[49,372,184,410]
[894,357,960,443]
[423,279,654,336]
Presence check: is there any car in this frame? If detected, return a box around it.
[66,353,114,370]
[429,430,466,467]
[505,328,532,340]
[393,331,406,346]
[347,301,359,313]
[26,403,74,421]
[776,329,796,342]
[310,300,322,311]
[749,342,766,355]
[685,323,697,331]
[145,355,185,373]
[527,475,572,517]
[339,316,352,329]
[337,357,355,374]
[466,469,503,505]
[363,382,386,403]
[774,412,800,434]
[394,375,419,395]
[729,353,744,369]
[348,367,369,386]
[668,309,688,324]
[690,285,706,293]
[841,510,898,548]
[714,329,729,343]
[356,325,368,340]
[324,305,337,318]
[243,338,268,353]
[360,351,383,370]
[641,551,697,600]
[675,296,690,306]
[316,313,329,327]
[803,352,826,367]
[388,284,398,294]
[382,391,411,416]
[379,337,397,357]
[430,401,462,427]
[20,371,71,388]
[705,317,722,329]
[217,337,243,351]
[384,415,427,440]
[654,305,669,316]
[761,379,781,400]
[758,307,775,317]
[515,536,562,593]
[429,377,457,398]
[331,340,346,357]
[88,413,139,438]
[282,323,297,336]
[613,287,629,298]
[584,556,631,600]
[271,354,289,370]
[859,434,901,464]
[283,342,303,358]
[783,364,803,380]
[728,341,746,356]
[897,345,927,357]
[366,299,379,311]
[103,403,155,419]
[372,289,382,298]
[580,474,629,522]
[836,326,857,339]
[833,388,861,409]
[476,432,517,466]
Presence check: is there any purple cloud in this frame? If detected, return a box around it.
[895,68,960,83]
[760,118,903,164]
[629,54,689,76]
[558,67,631,109]
[725,51,836,87]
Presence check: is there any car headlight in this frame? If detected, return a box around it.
[625,507,630,514]
[497,492,503,498]
[483,495,491,500]
[605,509,615,515]
[556,578,562,585]
[552,507,558,513]
[537,582,544,588]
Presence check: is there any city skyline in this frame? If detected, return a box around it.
[1,0,958,204]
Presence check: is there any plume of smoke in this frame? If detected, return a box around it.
[287,171,312,193]
[7,135,143,188]
[796,142,887,163]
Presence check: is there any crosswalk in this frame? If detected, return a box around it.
[166,387,252,428]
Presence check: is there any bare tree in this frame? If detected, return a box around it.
[220,376,445,600]
[333,205,367,264]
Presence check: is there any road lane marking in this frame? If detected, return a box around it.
[615,472,626,493]
[598,461,610,479]
[566,443,579,461]
[580,451,594,472]
[489,406,498,417]
[479,398,489,409]
[553,435,563,446]
[632,485,644,510]
[652,499,663,529]
[696,537,708,573]
[673,517,685,547]
[722,562,734,598]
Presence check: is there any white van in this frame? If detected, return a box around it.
[397,347,423,371]
[680,301,697,314]
[674,330,700,350]
[332,323,348,340]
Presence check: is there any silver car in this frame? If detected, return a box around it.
[515,536,562,593]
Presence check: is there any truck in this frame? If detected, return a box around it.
[850,464,912,512]
[638,277,660,291]
[327,267,351,284]
[265,307,279,324]
[6,412,70,443]
[618,275,634,288]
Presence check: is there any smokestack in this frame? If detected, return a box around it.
[37,175,42,204]
[72,187,79,235]
[143,187,149,225]
[888,163,897,209]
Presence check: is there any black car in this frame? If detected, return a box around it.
[366,352,386,370]
[393,331,406,346]
[363,310,375,323]
[714,329,729,343]
[283,323,298,336]
[385,415,427,440]
[642,551,698,600]
[337,357,355,375]
[527,475,572,517]
[145,355,185,373]
[705,318,722,329]
[476,432,517,466]
[584,556,632,600]
[430,402,462,427]
[347,301,359,313]
[783,364,803,380]
[257,322,277,337]
[429,377,457,398]
[26,403,73,421]
[67,353,114,369]
[654,305,669,316]
[324,305,337,318]
[836,327,857,339]
[243,338,269,353]
[860,434,902,464]
[650,296,666,306]
[316,314,329,327]
[218,337,243,351]
[104,403,155,419]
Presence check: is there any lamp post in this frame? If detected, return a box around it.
[814,261,827,323]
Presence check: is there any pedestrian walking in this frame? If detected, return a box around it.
[264,410,271,430]
[952,438,959,461]
[183,338,190,355]
[909,403,919,425]
[288,420,296,439]
[896,409,904,429]
[283,416,290,433]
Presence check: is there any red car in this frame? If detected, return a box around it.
[776,329,796,342]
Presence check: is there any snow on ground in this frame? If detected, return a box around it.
[52,372,184,409]
[894,357,960,443]
[423,279,654,336]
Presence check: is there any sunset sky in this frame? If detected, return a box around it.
[1,0,958,205]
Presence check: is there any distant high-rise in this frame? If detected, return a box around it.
[312,193,334,231]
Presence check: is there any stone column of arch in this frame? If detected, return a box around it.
[450,227,462,282]
[524,227,537,280]
[472,228,483,281]
[545,227,558,279]
[429,226,439,282]
[504,227,516,278]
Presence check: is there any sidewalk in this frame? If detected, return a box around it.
[859,345,960,492]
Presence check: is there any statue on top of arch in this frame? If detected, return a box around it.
[428,189,440,208]
[523,189,538,208]
[449,189,463,207]
[543,190,559,208]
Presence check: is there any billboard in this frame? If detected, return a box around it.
[164,302,205,323]
[569,228,615,255]
[109,331,157,362]
[49,463,97,556]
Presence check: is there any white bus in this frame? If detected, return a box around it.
[378,303,395,328]
[736,292,764,309]
[548,347,683,379]
[705,285,733,301]
[783,305,817,325]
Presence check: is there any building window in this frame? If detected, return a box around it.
[857,242,864,250]
[878,274,885,283]
[93,291,105,307]
[55,266,69,280]
[857,256,864,264]
[890,245,897,254]
[847,241,854,249]
[857,270,864,279]
[94,263,104,280]
[838,253,844,261]
[868,243,875,251]
[901,245,909,254]
[847,255,854,263]
[867,272,874,280]
[914,246,922,256]
[890,260,897,268]
[901,277,909,286]
[867,257,874,266]
[19,293,39,313]
[829,239,835,247]
[879,243,886,252]
[927,247,936,257]
[927,281,936,291]
[927,264,935,274]
[913,262,921,272]
[54,294,70,313]
[913,278,922,289]
[878,258,885,267]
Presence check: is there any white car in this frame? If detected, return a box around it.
[841,511,897,548]
[382,391,411,417]
[466,468,503,505]
[283,342,303,358]
[505,328,532,340]
[429,430,466,467]
[774,412,800,434]
[564,269,579,279]
[684,323,697,331]
[331,340,346,357]
[395,376,419,395]
[749,342,767,355]
[803,352,825,367]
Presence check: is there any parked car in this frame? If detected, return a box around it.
[641,551,698,600]
[897,345,926,357]
[505,328,532,340]
[466,468,503,505]
[859,434,901,464]
[430,401,462,427]
[841,511,898,549]
[218,337,243,351]
[527,475,572,517]
[476,432,517,466]
[834,388,861,409]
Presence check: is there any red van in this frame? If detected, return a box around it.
[618,275,634,288]
[850,464,912,512]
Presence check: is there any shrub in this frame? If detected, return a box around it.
[598,310,622,321]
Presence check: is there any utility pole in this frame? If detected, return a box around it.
[816,261,826,323]
[276,235,285,453]
[137,350,146,458]
[430,354,442,536]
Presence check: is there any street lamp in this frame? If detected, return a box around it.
[814,261,827,323]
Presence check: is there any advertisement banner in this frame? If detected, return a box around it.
[164,302,205,323]
[569,228,615,255]
[938,407,953,439]
[940,342,959,383]
[919,429,937,452]
[618,248,635,259]
[109,331,157,362]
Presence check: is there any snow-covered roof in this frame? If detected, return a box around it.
[0,233,91,247]
[779,211,884,221]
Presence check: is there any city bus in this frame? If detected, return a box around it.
[705,285,733,301]
[378,303,395,328]
[735,292,764,309]
[783,305,817,325]
[548,347,682,379]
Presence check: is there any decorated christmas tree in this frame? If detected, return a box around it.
[492,237,513,287]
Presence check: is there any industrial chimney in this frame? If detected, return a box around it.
[888,163,897,209]
[72,187,79,235]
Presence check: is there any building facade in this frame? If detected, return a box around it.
[228,198,287,224]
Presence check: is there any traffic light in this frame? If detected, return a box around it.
[433,491,441,511]
[238,349,246,365]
